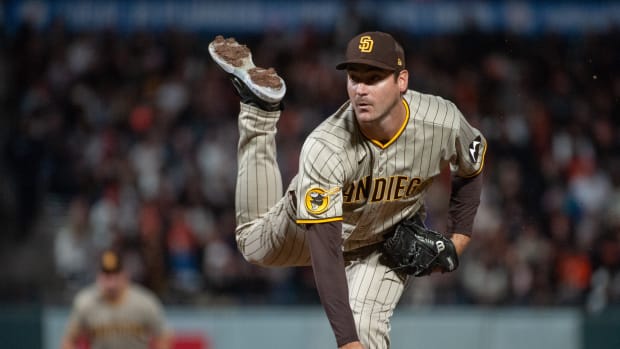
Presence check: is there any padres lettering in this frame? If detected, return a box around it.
[342,176,432,203]
[92,323,147,339]
[359,36,374,53]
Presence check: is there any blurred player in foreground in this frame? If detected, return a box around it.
[60,249,172,349]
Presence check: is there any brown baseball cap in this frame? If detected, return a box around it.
[336,31,405,71]
[99,249,123,274]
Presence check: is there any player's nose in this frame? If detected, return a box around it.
[354,82,369,95]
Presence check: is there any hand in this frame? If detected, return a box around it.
[426,233,470,274]
[450,233,471,255]
[339,341,365,349]
[382,219,460,276]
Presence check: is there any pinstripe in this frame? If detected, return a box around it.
[429,98,448,176]
[418,95,430,176]
[363,265,380,347]
[347,251,405,348]
[234,104,310,267]
[350,259,373,346]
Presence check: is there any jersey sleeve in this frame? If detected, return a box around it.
[296,137,345,223]
[146,300,171,348]
[307,221,359,346]
[141,289,167,336]
[63,289,90,339]
[449,107,487,178]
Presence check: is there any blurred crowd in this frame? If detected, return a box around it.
[1,19,620,310]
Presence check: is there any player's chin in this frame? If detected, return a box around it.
[354,107,374,120]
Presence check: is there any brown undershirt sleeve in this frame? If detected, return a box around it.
[448,173,483,236]
[306,221,359,347]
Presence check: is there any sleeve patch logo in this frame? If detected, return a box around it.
[468,136,482,163]
[304,187,339,215]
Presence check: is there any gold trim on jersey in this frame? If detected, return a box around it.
[369,98,410,149]
[297,217,344,224]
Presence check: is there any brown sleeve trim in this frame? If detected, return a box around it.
[447,173,483,236]
[306,221,359,347]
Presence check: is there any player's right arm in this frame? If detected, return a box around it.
[296,137,362,348]
[60,325,82,349]
[306,221,361,348]
[60,291,89,349]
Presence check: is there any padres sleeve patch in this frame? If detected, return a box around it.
[305,187,342,214]
[298,187,342,222]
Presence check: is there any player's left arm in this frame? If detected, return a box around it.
[144,290,173,349]
[152,333,172,349]
[447,173,483,256]
[450,231,472,255]
[386,107,485,276]
[446,107,487,255]
[60,293,89,349]
[151,326,173,349]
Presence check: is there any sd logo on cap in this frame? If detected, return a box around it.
[100,249,123,274]
[336,31,405,72]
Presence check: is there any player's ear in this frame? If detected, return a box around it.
[397,69,408,93]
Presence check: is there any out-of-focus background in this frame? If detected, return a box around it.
[0,0,619,348]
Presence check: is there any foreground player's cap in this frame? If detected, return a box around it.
[336,31,405,71]
[99,249,123,274]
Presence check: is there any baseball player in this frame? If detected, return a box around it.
[60,249,172,349]
[209,31,486,349]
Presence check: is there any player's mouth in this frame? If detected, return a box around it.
[355,100,372,111]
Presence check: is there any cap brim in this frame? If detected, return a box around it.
[336,58,398,71]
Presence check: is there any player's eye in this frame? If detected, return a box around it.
[349,73,381,85]
[367,74,383,84]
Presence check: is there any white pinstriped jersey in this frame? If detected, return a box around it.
[295,89,486,252]
[65,284,166,349]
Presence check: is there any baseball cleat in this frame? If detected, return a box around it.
[209,35,286,111]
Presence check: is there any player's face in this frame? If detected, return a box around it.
[346,65,408,125]
[97,271,128,302]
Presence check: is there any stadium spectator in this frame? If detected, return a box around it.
[1,20,619,310]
